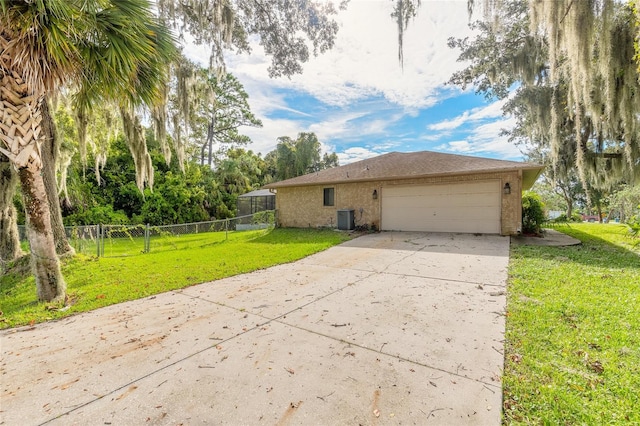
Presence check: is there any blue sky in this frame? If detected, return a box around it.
[186,0,521,164]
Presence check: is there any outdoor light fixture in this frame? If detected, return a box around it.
[372,189,378,199]
[503,182,511,195]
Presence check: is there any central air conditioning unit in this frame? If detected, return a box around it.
[337,209,355,230]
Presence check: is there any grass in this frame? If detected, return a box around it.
[65,225,242,257]
[0,228,351,329]
[504,223,640,424]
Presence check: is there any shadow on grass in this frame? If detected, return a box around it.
[513,225,640,270]
[247,227,349,245]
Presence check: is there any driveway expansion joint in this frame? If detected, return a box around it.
[173,273,503,392]
[270,317,502,390]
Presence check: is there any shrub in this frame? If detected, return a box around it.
[63,205,130,226]
[252,210,275,225]
[629,215,640,237]
[552,212,582,223]
[522,191,546,235]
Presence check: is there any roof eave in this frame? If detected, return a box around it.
[265,165,546,189]
[522,165,545,190]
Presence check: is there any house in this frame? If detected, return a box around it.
[264,151,544,235]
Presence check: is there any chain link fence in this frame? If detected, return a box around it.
[18,210,276,258]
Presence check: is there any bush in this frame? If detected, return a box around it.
[552,212,582,223]
[522,191,546,235]
[252,210,275,225]
[629,215,640,237]
[63,205,130,226]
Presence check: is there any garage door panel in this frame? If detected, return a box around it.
[389,194,486,204]
[385,199,497,212]
[398,209,497,223]
[385,182,497,197]
[385,195,497,208]
[382,181,501,233]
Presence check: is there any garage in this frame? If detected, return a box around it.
[381,180,501,233]
[265,151,544,235]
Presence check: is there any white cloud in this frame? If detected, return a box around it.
[338,146,388,164]
[468,117,521,157]
[428,112,473,132]
[240,107,403,157]
[469,98,507,120]
[442,140,474,153]
[436,116,522,160]
[428,99,507,131]
[182,1,521,162]
[371,141,402,151]
[240,118,302,156]
[221,0,477,109]
[307,111,369,139]
[288,0,476,108]
[239,99,407,156]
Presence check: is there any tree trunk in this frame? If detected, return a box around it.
[561,191,573,218]
[0,70,66,302]
[596,201,603,223]
[18,165,67,302]
[202,120,215,167]
[200,139,207,166]
[40,98,75,256]
[0,153,23,264]
[208,120,214,167]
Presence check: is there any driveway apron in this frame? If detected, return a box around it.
[1,232,510,425]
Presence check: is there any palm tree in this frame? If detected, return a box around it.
[0,152,22,266]
[0,0,175,302]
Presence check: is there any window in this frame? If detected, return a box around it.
[323,188,335,206]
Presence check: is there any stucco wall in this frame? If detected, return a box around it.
[274,171,523,235]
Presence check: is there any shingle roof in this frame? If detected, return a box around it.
[265,151,544,190]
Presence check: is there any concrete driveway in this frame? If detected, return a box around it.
[1,232,510,425]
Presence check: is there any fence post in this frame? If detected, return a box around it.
[225,219,229,240]
[96,224,100,257]
[144,223,150,253]
[101,224,105,257]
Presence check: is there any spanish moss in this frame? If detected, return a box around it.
[121,107,154,192]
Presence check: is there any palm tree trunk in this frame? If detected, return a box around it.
[0,70,66,302]
[40,98,75,256]
[0,153,23,265]
[18,165,66,301]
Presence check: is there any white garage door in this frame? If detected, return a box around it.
[381,181,501,233]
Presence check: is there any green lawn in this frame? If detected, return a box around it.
[504,223,640,424]
[64,224,241,257]
[0,228,351,329]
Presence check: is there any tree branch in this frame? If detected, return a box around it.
[559,0,576,25]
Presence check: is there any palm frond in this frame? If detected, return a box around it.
[1,0,176,106]
[0,0,82,94]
